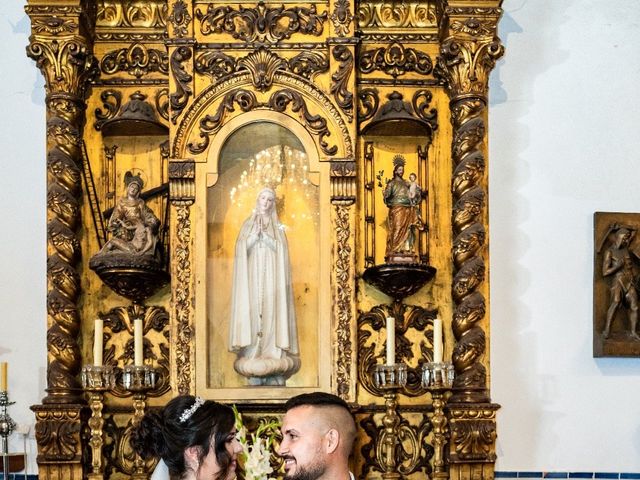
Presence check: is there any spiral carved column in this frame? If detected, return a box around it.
[437,4,503,480]
[26,4,96,478]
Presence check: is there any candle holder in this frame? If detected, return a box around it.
[123,365,157,480]
[0,391,16,480]
[422,362,455,480]
[82,365,117,480]
[372,363,407,480]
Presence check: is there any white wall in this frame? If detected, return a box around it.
[0,1,47,475]
[2,0,640,475]
[490,0,640,472]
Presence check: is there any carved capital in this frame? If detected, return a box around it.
[169,161,196,204]
[31,404,87,474]
[27,35,97,97]
[437,9,504,100]
[447,403,499,465]
[331,161,356,204]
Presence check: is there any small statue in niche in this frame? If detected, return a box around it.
[98,171,160,257]
[599,223,640,340]
[380,155,424,263]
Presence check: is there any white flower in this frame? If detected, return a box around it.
[233,405,280,480]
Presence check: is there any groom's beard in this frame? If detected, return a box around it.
[283,458,326,480]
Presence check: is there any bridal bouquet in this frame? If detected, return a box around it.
[233,405,281,480]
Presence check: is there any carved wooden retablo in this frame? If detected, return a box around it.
[25,0,504,479]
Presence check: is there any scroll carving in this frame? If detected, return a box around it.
[195,49,329,83]
[195,51,237,81]
[359,43,433,78]
[187,89,258,154]
[170,46,193,123]
[100,43,169,78]
[268,89,338,156]
[188,88,338,157]
[357,88,379,124]
[359,412,433,477]
[195,1,327,43]
[94,89,122,131]
[289,51,330,80]
[330,46,354,122]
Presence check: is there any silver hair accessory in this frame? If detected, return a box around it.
[179,397,205,423]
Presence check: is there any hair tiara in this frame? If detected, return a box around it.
[179,397,205,423]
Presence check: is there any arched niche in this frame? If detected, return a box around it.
[192,110,332,401]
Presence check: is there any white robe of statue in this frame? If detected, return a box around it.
[229,188,300,385]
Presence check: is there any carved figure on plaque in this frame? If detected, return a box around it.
[382,155,424,263]
[599,224,640,340]
[229,187,300,386]
[97,172,160,256]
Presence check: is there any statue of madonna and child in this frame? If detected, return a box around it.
[228,187,301,386]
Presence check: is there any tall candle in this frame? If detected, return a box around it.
[0,362,7,391]
[386,317,395,365]
[433,317,443,363]
[134,319,144,366]
[93,319,103,366]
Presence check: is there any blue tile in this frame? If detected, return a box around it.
[496,473,519,479]
[545,474,568,479]
[594,475,619,479]
[569,474,593,479]
[621,475,640,480]
[519,473,544,478]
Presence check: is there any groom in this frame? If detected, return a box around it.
[278,392,356,480]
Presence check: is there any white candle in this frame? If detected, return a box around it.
[433,317,443,363]
[0,362,7,391]
[134,319,144,366]
[386,317,395,365]
[93,319,103,366]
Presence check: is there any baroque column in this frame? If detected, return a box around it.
[26,3,96,478]
[437,3,503,479]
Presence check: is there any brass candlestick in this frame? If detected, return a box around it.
[0,391,16,480]
[373,363,407,480]
[123,365,157,480]
[81,365,117,480]
[422,362,455,480]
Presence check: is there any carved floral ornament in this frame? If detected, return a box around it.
[195,1,327,43]
[173,69,352,159]
[195,49,330,84]
[101,43,169,78]
[31,16,78,35]
[168,0,191,38]
[330,0,354,36]
[359,42,433,78]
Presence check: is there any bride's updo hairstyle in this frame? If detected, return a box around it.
[131,395,236,478]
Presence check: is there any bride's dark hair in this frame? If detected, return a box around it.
[131,395,235,478]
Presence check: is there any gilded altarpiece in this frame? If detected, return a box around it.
[25,0,504,479]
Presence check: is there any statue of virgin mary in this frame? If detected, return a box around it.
[228,187,300,385]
